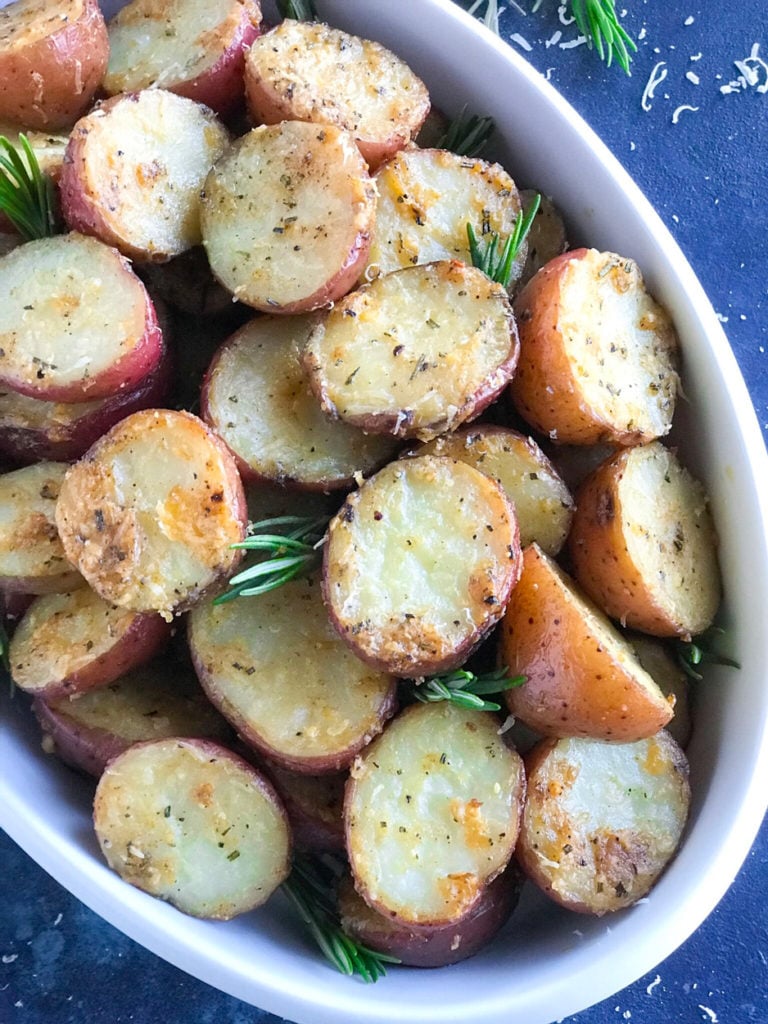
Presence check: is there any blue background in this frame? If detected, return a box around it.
[2,1,767,1022]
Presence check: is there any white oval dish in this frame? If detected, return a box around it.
[2,2,768,1023]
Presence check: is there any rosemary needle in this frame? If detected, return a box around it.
[276,0,318,20]
[436,106,496,158]
[0,134,58,241]
[674,628,740,682]
[570,0,637,75]
[467,192,541,289]
[407,667,526,712]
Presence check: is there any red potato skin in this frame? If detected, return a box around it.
[0,567,83,598]
[254,761,346,853]
[0,341,173,465]
[0,0,108,131]
[33,697,135,778]
[169,14,261,117]
[1,590,35,631]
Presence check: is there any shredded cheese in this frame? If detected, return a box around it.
[672,104,699,123]
[642,61,668,111]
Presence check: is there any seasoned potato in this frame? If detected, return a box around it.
[104,0,262,116]
[136,248,232,318]
[201,315,399,489]
[323,455,522,678]
[569,442,721,637]
[516,190,568,290]
[55,409,247,619]
[201,121,376,313]
[0,0,108,130]
[61,91,231,263]
[629,635,692,748]
[345,702,525,927]
[261,764,346,853]
[244,19,429,168]
[500,544,674,741]
[303,262,518,441]
[407,425,574,555]
[189,576,397,773]
[93,738,291,919]
[9,587,170,700]
[517,734,690,914]
[511,249,679,445]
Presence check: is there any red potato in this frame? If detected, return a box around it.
[61,91,231,263]
[260,764,346,853]
[0,125,69,233]
[568,442,722,638]
[0,341,172,465]
[33,660,233,778]
[244,19,429,169]
[511,249,679,445]
[201,315,400,489]
[500,544,674,742]
[345,702,525,928]
[136,248,233,318]
[517,734,690,914]
[55,409,247,619]
[303,261,519,442]
[629,635,692,749]
[104,0,262,117]
[188,576,397,774]
[200,121,376,313]
[338,869,520,968]
[93,737,292,919]
[322,455,522,678]
[9,586,171,700]
[516,190,568,291]
[0,0,108,131]
[0,233,164,403]
[0,462,82,594]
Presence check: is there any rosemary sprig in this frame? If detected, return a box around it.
[282,856,399,982]
[214,515,327,604]
[570,0,637,75]
[408,667,525,712]
[276,0,318,20]
[436,106,495,158]
[674,628,740,682]
[0,134,57,241]
[467,192,541,288]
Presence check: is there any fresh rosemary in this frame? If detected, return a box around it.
[408,667,526,712]
[282,856,399,982]
[571,0,637,75]
[0,134,58,241]
[276,0,318,20]
[214,515,327,604]
[436,106,496,158]
[674,628,740,682]
[467,192,541,288]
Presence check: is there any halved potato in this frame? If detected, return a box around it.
[303,261,518,441]
[345,702,525,928]
[201,121,376,313]
[61,91,231,263]
[136,248,232,318]
[511,249,679,445]
[629,635,692,748]
[0,233,164,403]
[0,122,69,182]
[407,425,574,555]
[9,587,170,700]
[34,659,232,777]
[201,315,399,489]
[500,544,674,741]
[0,462,81,594]
[261,764,346,853]
[323,455,522,677]
[105,0,262,116]
[569,442,721,637]
[516,190,567,290]
[517,733,690,914]
[0,0,108,130]
[363,147,524,284]
[188,575,397,773]
[55,409,247,619]
[244,19,429,168]
[93,737,291,919]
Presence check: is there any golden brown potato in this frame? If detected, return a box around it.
[499,544,674,742]
[516,190,568,291]
[629,635,692,748]
[511,248,679,445]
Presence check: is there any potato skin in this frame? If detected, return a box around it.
[0,0,108,130]
[500,544,673,742]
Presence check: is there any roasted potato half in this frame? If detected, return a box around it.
[517,733,690,914]
[516,190,568,291]
[569,442,722,637]
[629,635,692,748]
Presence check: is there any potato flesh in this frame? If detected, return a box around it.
[204,316,398,487]
[324,456,520,676]
[105,0,257,94]
[414,426,574,555]
[0,463,79,590]
[0,234,150,392]
[517,190,567,288]
[0,0,85,50]
[201,122,375,309]
[188,576,395,769]
[520,734,689,913]
[304,262,516,440]
[365,148,523,281]
[93,738,290,919]
[346,702,524,926]
[0,123,68,179]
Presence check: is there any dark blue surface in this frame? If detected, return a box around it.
[2,2,767,1022]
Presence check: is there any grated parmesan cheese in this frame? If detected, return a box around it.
[560,35,587,50]
[511,32,533,51]
[642,61,668,111]
[720,42,768,95]
[546,30,563,48]
[672,104,699,123]
[686,71,700,85]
